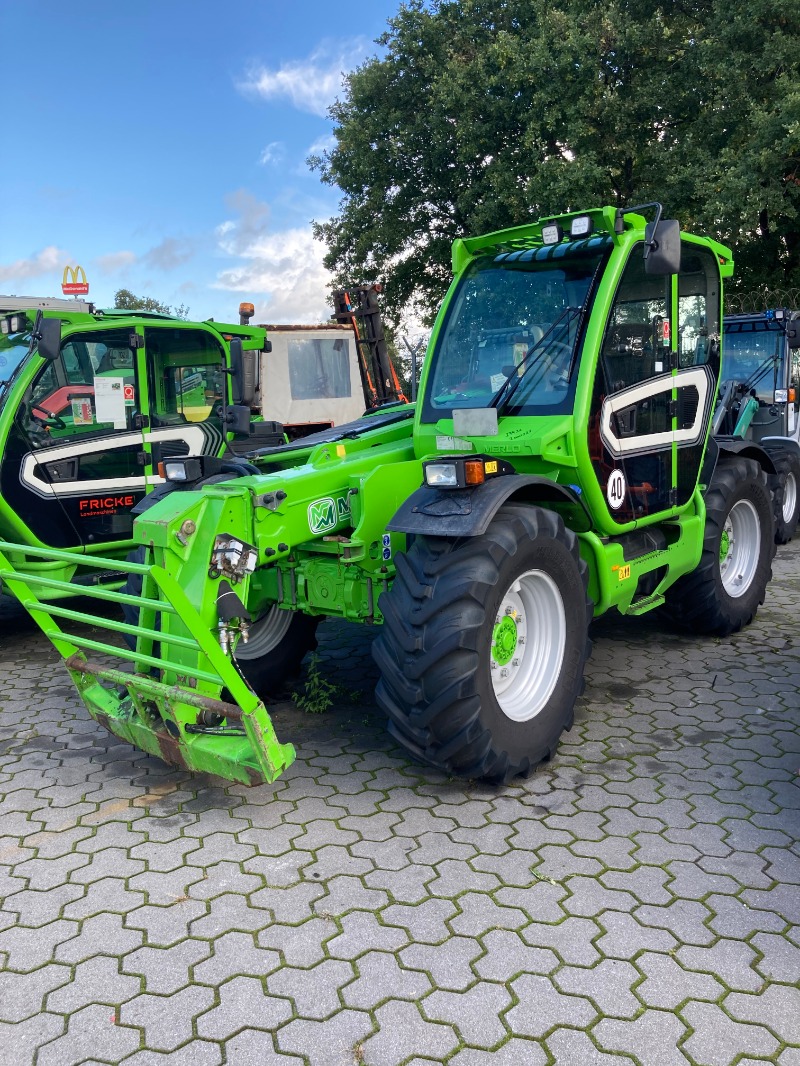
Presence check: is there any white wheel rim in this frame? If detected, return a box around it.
[490,568,567,722]
[234,605,293,660]
[783,472,797,524]
[719,499,761,598]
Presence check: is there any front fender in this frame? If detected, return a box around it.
[387,475,591,537]
[714,436,778,475]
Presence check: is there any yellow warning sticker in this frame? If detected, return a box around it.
[618,564,631,581]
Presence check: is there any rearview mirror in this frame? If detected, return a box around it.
[228,337,257,406]
[36,317,62,361]
[644,219,681,275]
[787,312,800,350]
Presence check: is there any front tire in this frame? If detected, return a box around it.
[373,505,592,783]
[662,456,775,635]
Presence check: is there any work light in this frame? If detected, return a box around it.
[570,216,594,238]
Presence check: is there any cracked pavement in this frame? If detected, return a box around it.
[1,540,798,1065]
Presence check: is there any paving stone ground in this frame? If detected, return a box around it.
[0,540,798,1066]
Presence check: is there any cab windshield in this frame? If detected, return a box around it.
[422,242,608,420]
[722,321,785,403]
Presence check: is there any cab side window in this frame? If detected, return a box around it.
[600,249,670,391]
[678,246,721,370]
[146,328,224,425]
[18,329,139,448]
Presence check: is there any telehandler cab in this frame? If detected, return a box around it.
[717,308,800,542]
[0,204,778,785]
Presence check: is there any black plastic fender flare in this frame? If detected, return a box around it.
[387,475,592,537]
[711,436,779,477]
[758,436,800,463]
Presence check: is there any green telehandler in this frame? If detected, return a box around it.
[0,204,779,785]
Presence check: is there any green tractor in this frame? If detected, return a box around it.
[0,204,778,785]
[0,299,271,592]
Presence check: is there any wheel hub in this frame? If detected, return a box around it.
[491,613,519,666]
[719,528,730,562]
[490,568,567,722]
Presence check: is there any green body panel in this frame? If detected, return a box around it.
[0,206,736,784]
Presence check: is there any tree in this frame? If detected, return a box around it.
[114,289,190,319]
[312,0,800,323]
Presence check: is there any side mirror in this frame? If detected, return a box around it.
[787,313,800,350]
[36,317,62,362]
[228,337,257,406]
[224,404,252,436]
[644,219,681,276]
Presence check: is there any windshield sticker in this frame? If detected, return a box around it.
[94,376,127,429]
[72,398,93,425]
[435,435,474,451]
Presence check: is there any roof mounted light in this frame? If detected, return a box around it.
[541,222,564,246]
[570,216,594,238]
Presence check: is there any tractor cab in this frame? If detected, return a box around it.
[416,207,729,533]
[0,306,265,554]
[721,309,800,442]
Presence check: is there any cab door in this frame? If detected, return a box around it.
[588,241,721,523]
[141,325,227,482]
[2,328,149,548]
[588,246,675,523]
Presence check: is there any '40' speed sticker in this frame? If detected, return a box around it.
[607,469,626,510]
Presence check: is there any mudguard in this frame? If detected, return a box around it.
[387,475,592,537]
[713,436,778,475]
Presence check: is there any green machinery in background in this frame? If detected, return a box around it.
[0,204,782,786]
[0,300,271,591]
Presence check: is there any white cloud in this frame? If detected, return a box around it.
[96,250,137,273]
[213,233,330,324]
[237,39,369,117]
[216,190,271,257]
[259,141,286,166]
[307,133,337,157]
[0,246,69,285]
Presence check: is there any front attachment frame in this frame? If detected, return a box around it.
[0,541,295,785]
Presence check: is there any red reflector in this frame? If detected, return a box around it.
[157,462,165,478]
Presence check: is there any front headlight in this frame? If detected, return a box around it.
[425,463,459,487]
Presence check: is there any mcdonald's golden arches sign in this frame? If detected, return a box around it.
[62,265,89,296]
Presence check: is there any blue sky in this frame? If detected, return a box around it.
[2,0,401,324]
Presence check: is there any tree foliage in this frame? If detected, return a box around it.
[114,288,190,319]
[312,0,799,323]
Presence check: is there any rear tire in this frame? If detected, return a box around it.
[662,457,774,635]
[373,505,592,783]
[772,452,800,544]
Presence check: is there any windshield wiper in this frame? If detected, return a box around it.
[489,306,582,411]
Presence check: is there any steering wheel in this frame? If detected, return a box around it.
[30,403,67,429]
